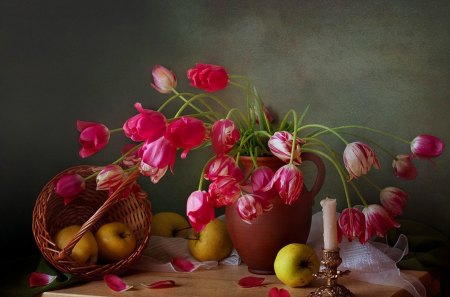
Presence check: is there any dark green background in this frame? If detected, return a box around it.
[1,0,449,261]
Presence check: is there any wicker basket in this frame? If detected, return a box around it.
[32,165,152,280]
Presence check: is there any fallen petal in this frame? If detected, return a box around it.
[238,276,265,288]
[171,256,195,272]
[141,280,176,289]
[29,272,57,287]
[269,287,291,297]
[103,274,133,292]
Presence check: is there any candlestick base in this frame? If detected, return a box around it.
[307,248,355,297]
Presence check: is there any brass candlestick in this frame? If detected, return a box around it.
[308,248,355,297]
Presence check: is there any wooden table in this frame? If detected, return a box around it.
[40,264,439,297]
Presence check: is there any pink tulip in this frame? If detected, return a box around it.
[236,194,273,223]
[187,63,229,92]
[150,64,177,94]
[343,142,380,180]
[267,164,304,205]
[165,116,206,158]
[139,163,168,184]
[140,136,177,171]
[210,119,240,155]
[55,173,85,205]
[337,207,366,243]
[204,155,244,182]
[77,120,110,158]
[410,134,444,159]
[392,154,417,180]
[251,166,277,201]
[96,165,125,191]
[186,190,215,232]
[363,204,400,242]
[380,187,408,217]
[123,102,167,142]
[268,131,303,165]
[208,176,241,207]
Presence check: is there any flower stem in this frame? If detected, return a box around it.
[313,125,411,145]
[302,148,352,208]
[298,124,349,145]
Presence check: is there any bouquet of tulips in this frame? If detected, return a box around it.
[54,63,444,244]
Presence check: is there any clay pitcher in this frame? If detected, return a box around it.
[225,152,325,274]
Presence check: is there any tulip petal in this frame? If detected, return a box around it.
[29,272,57,288]
[103,274,133,292]
[141,280,176,289]
[269,287,291,297]
[238,276,265,288]
[171,256,195,272]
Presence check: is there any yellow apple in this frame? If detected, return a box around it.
[54,225,98,265]
[188,218,233,262]
[151,212,191,238]
[274,243,320,287]
[95,222,137,262]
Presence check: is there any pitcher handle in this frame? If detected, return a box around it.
[301,152,326,198]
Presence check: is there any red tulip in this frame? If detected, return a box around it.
[123,102,166,142]
[392,154,417,180]
[150,64,177,94]
[208,176,241,207]
[380,187,408,217]
[77,120,110,158]
[187,63,229,92]
[210,119,240,155]
[165,116,206,159]
[204,155,244,182]
[186,190,215,232]
[343,142,380,180]
[337,207,366,243]
[410,134,444,159]
[140,136,177,171]
[55,173,85,205]
[363,204,400,242]
[268,131,303,165]
[236,194,273,223]
[251,166,277,201]
[268,164,304,205]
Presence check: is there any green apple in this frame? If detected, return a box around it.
[95,222,137,262]
[188,218,233,262]
[54,225,98,265]
[274,243,320,287]
[151,212,191,238]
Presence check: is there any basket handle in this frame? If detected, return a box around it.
[56,168,141,261]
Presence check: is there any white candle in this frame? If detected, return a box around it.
[320,197,338,250]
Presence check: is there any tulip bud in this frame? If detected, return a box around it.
[343,142,380,180]
[392,154,417,180]
[186,191,215,232]
[410,134,444,159]
[380,187,408,217]
[96,165,125,191]
[187,63,229,92]
[151,64,177,94]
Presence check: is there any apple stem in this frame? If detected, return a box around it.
[184,237,199,241]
